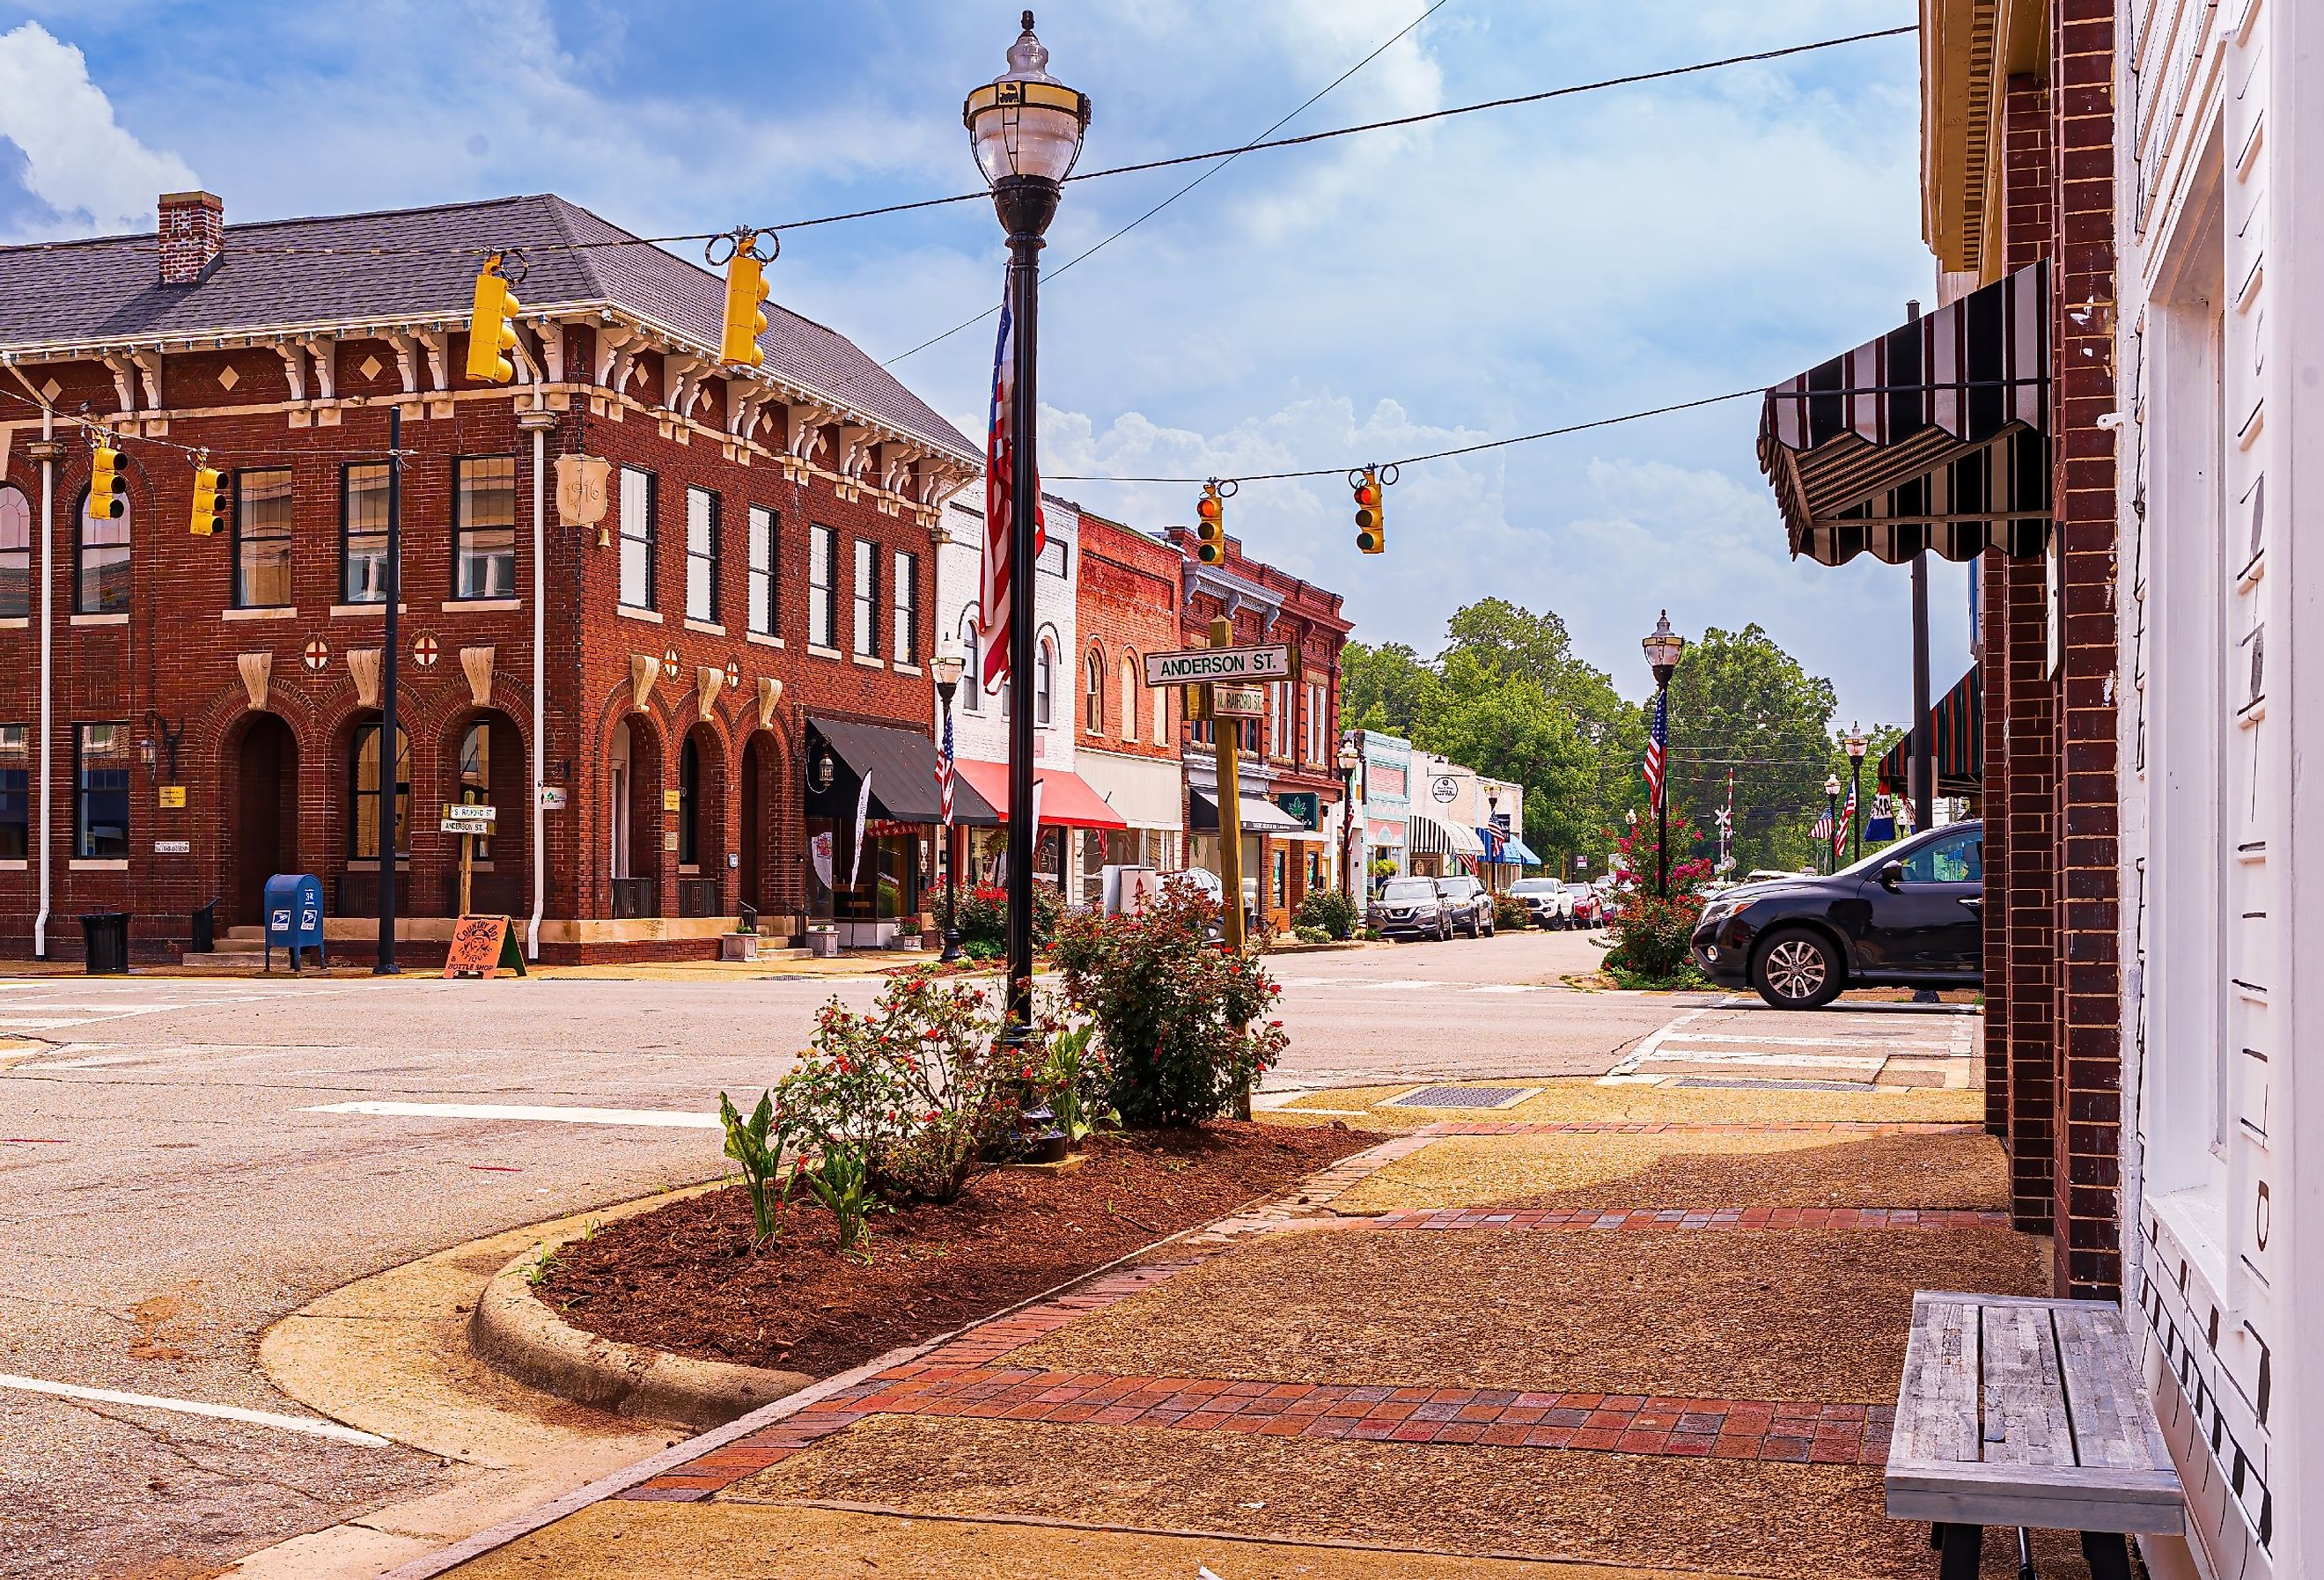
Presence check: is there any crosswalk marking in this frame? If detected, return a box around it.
[0,1372,390,1446]
[307,1099,720,1129]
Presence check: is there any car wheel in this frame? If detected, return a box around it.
[1752,928,1844,1010]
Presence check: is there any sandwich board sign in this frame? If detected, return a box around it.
[443,914,526,979]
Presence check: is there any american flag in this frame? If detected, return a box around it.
[933,706,956,827]
[1835,777,1857,858]
[1642,688,1667,813]
[979,282,1045,694]
[1811,807,1835,841]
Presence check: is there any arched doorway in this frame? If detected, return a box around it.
[228,712,298,926]
[448,711,525,917]
[677,724,726,917]
[740,733,774,917]
[607,717,663,918]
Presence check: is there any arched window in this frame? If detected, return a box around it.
[350,722,411,859]
[678,735,701,867]
[0,485,28,621]
[76,487,130,615]
[1035,638,1054,727]
[1084,646,1105,733]
[1120,654,1139,743]
[458,721,494,861]
[960,617,982,713]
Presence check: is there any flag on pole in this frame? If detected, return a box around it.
[1835,777,1857,860]
[934,709,956,828]
[978,279,1046,694]
[1811,807,1835,842]
[1642,689,1667,813]
[849,768,873,887]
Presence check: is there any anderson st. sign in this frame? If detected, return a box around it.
[1143,644,1294,687]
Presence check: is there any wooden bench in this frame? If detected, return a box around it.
[1886,1291,2183,1579]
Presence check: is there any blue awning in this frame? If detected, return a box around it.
[1476,827,1541,866]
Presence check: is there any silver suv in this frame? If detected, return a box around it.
[1433,875,1495,938]
[1370,877,1453,941]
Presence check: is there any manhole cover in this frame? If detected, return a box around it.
[1389,1084,1533,1109]
[1673,1077,1876,1093]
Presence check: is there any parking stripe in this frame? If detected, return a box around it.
[0,1372,391,1446]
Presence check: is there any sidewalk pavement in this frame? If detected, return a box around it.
[423,1053,2107,1579]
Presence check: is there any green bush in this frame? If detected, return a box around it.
[1292,923,1328,944]
[952,880,1065,952]
[1293,888,1360,941]
[1493,895,1529,931]
[1051,878,1288,1128]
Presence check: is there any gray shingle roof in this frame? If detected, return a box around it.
[0,194,974,459]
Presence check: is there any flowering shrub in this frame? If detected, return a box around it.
[776,971,1026,1205]
[1051,878,1288,1128]
[1600,808,1714,985]
[1293,888,1360,941]
[952,879,1065,953]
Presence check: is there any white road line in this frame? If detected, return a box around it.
[306,1099,720,1128]
[1600,1005,1714,1083]
[1466,983,1543,994]
[1659,1032,1959,1053]
[1638,1049,1888,1071]
[0,1372,390,1447]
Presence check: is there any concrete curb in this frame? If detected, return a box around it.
[468,1226,813,1433]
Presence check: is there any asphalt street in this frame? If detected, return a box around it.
[0,929,1859,1579]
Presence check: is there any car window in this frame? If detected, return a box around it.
[1510,879,1555,895]
[1382,879,1435,901]
[1898,830,1982,884]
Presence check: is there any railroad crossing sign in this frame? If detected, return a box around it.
[413,633,439,667]
[303,638,329,672]
[1143,643,1293,687]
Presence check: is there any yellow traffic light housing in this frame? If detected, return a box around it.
[720,239,771,368]
[465,253,522,385]
[1352,465,1386,554]
[1195,481,1227,567]
[189,459,224,536]
[88,438,126,519]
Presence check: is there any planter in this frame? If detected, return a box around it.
[720,932,761,962]
[805,928,840,959]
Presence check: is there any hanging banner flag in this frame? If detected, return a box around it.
[979,276,1046,693]
[1642,689,1667,815]
[810,831,835,892]
[934,709,956,827]
[1835,777,1857,859]
[849,769,873,888]
[1029,777,1045,856]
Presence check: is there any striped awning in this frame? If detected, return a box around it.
[1408,811,1484,858]
[1878,668,1982,797]
[1759,261,2050,567]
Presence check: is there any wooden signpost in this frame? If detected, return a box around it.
[439,801,497,917]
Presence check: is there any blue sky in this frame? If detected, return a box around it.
[0,0,1968,731]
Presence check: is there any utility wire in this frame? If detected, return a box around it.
[124,24,1914,263]
[875,0,1456,370]
[1046,387,1760,485]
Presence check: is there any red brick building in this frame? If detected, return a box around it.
[0,191,979,962]
[1160,528,1350,930]
[1070,512,1185,900]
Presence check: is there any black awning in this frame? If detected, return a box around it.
[1878,668,1982,797]
[806,717,1000,826]
[1759,261,2050,567]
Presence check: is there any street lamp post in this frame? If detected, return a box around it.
[1823,774,1842,876]
[1639,611,1687,898]
[1336,736,1363,902]
[931,644,967,964]
[1485,789,1501,896]
[1843,722,1868,864]
[966,12,1090,1036]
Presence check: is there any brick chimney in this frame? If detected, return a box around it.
[157,190,224,285]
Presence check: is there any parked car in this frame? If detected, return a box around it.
[1433,875,1496,938]
[1507,877,1569,928]
[1689,821,1984,1010]
[1370,877,1453,941]
[1563,882,1604,930]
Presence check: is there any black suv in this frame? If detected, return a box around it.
[1689,821,1983,1010]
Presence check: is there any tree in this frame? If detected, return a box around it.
[1654,624,1838,874]
[1339,641,1438,736]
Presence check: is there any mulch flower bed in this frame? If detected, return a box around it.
[537,1121,1381,1380]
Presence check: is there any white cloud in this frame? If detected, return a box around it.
[0,22,195,239]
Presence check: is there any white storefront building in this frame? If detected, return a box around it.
[2114,4,2320,1573]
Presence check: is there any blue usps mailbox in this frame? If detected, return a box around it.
[263,873,325,973]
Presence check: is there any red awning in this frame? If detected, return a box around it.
[952,761,1129,830]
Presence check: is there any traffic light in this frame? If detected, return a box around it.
[1195,481,1225,566]
[721,244,769,368]
[465,253,521,385]
[87,437,125,519]
[189,458,224,536]
[1353,465,1386,554]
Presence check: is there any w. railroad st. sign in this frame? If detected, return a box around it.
[1144,644,1293,687]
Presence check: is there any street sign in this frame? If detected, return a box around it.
[1144,644,1291,687]
[441,803,497,828]
[1212,685,1266,717]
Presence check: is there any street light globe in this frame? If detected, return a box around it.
[930,643,967,691]
[963,12,1092,194]
[1843,722,1867,761]
[1641,609,1687,678]
[1825,774,1842,797]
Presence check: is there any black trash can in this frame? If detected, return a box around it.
[80,912,129,975]
[190,900,217,954]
